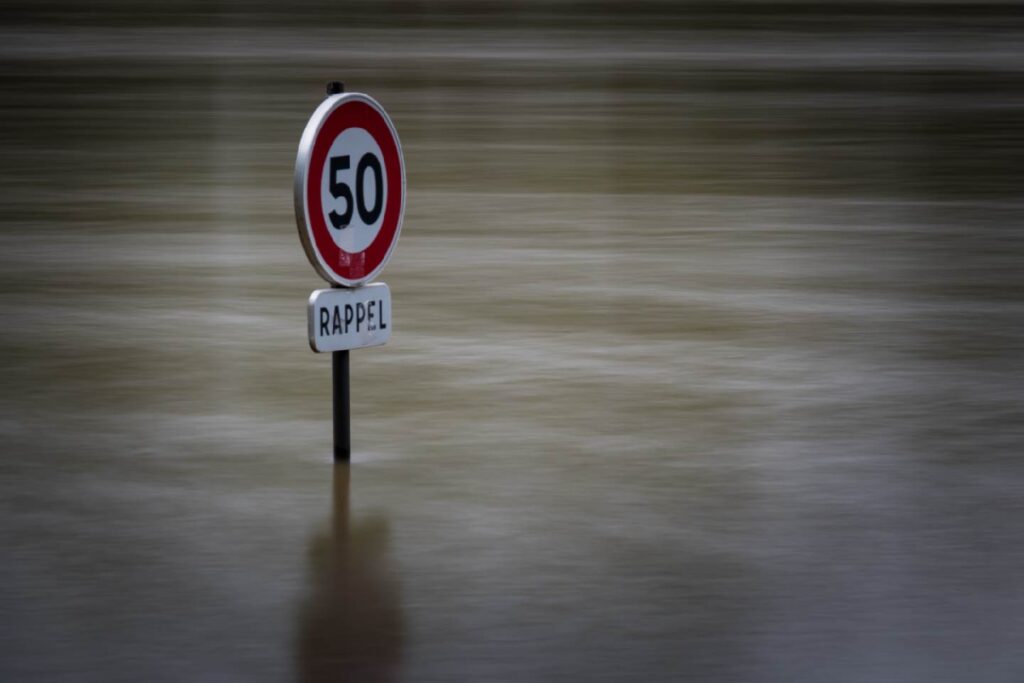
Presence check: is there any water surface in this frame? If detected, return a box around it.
[1,4,1023,681]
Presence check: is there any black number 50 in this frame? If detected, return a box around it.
[328,153,384,229]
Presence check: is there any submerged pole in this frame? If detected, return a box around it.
[327,80,350,463]
[333,347,350,462]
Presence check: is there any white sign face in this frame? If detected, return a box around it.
[320,127,387,254]
[308,283,391,353]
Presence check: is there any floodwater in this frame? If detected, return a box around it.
[1,4,1023,681]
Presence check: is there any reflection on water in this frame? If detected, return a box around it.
[297,466,401,682]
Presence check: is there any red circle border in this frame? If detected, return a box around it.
[306,100,403,283]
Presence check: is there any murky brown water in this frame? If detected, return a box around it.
[2,3,1023,681]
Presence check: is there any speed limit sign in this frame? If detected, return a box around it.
[294,92,406,287]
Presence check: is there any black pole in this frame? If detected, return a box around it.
[326,80,350,462]
[333,348,350,462]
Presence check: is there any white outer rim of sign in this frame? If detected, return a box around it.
[293,92,406,288]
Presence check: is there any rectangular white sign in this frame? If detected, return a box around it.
[308,283,391,353]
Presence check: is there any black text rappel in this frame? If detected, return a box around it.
[318,299,388,336]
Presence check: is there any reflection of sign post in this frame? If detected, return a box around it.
[295,82,405,460]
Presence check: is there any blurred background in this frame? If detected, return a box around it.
[1,1,1023,680]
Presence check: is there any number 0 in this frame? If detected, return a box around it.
[356,153,383,225]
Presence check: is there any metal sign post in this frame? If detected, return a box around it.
[332,343,350,461]
[295,82,405,461]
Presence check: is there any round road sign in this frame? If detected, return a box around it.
[294,93,405,287]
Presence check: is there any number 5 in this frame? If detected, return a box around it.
[328,155,353,229]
